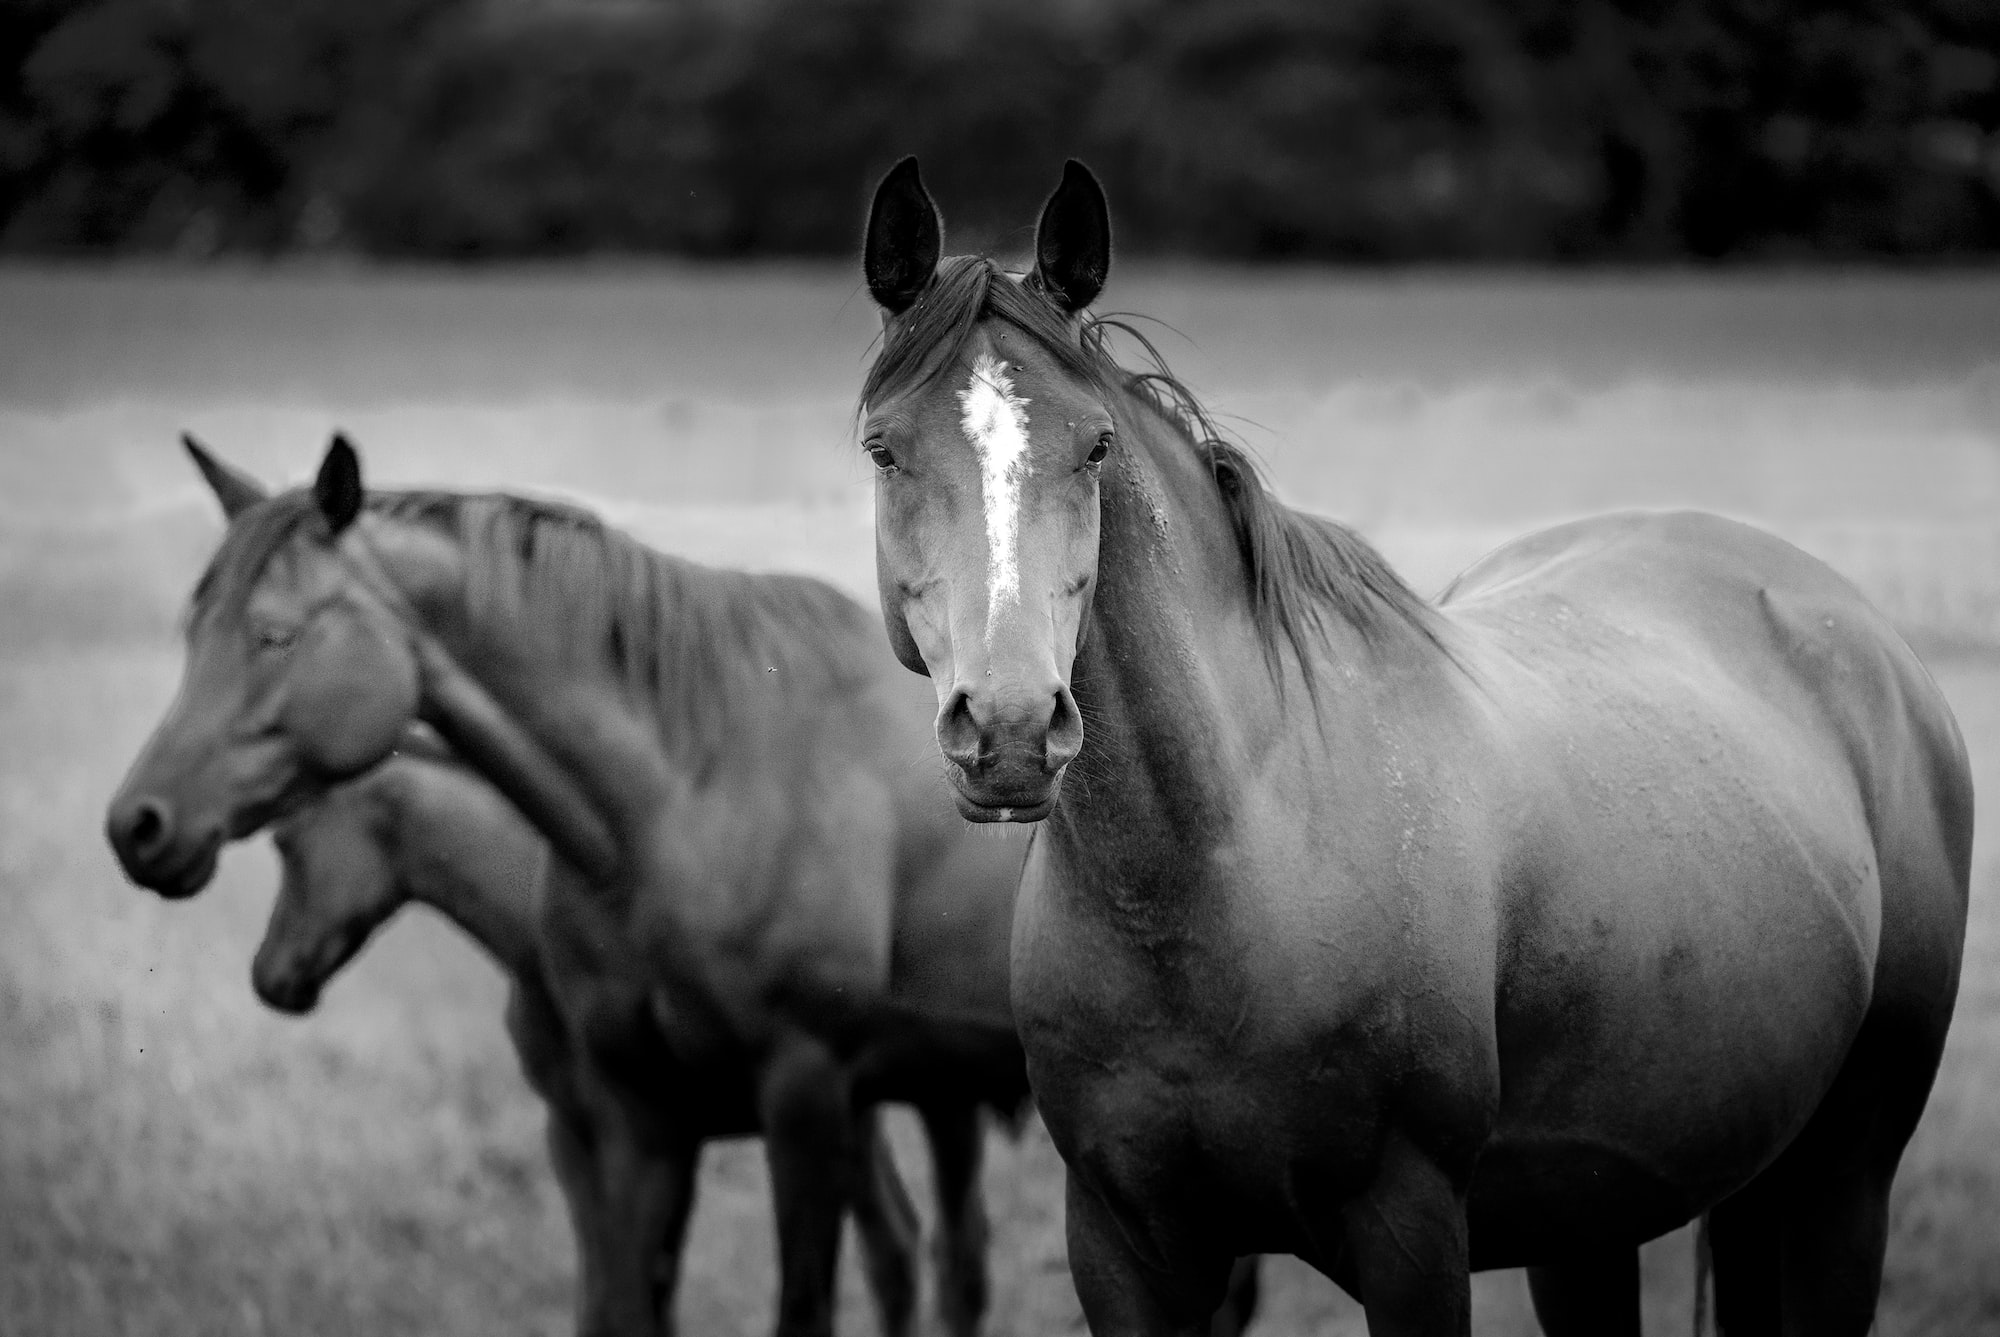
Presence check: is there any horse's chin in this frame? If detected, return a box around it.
[950,770,1061,824]
[144,832,224,900]
[255,982,322,1016]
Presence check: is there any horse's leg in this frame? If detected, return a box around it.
[646,1138,701,1337]
[1700,986,1946,1337]
[1523,1251,1641,1337]
[847,1106,921,1337]
[1065,1172,1239,1337]
[1707,1181,1781,1337]
[1336,1131,1472,1337]
[1208,1257,1261,1337]
[760,1035,860,1337]
[1768,1000,1942,1337]
[584,1088,695,1337]
[918,1101,991,1337]
[545,1105,614,1337]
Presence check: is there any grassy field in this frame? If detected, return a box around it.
[2,264,1997,1335]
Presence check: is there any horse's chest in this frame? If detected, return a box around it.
[1015,872,1493,1242]
[1033,1029,1384,1256]
[1019,950,1376,1214]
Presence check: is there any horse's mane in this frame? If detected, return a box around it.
[193,488,883,767]
[859,256,1445,682]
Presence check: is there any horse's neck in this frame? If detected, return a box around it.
[393,764,547,978]
[368,516,683,874]
[1049,409,1372,895]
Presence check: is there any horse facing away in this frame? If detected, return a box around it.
[854,157,1972,1337]
[105,437,1039,1337]
[257,742,942,1337]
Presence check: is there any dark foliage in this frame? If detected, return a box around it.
[3,0,1996,260]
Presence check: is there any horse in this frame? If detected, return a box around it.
[255,739,935,1337]
[105,436,1036,1337]
[852,156,1973,1337]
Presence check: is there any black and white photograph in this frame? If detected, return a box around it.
[4,1,1998,1333]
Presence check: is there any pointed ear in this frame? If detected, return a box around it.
[1033,159,1111,313]
[864,156,942,314]
[313,433,363,536]
[181,432,268,519]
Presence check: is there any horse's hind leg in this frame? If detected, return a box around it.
[1707,1179,1782,1336]
[847,1107,921,1337]
[918,1101,991,1337]
[1707,988,1951,1337]
[1771,1005,1939,1336]
[1524,1250,1640,1337]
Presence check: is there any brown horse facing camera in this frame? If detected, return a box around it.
[854,156,1971,1337]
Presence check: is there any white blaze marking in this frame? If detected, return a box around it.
[958,353,1033,644]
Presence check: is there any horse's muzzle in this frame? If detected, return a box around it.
[936,681,1081,822]
[105,794,223,898]
[250,955,323,1015]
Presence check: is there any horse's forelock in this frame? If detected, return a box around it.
[860,256,1112,415]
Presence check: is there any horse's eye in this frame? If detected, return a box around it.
[865,441,899,474]
[1085,431,1113,467]
[256,625,298,654]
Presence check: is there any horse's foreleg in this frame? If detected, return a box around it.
[918,1101,991,1337]
[1065,1172,1238,1337]
[1524,1250,1641,1337]
[847,1107,921,1337]
[544,1105,611,1337]
[760,1035,860,1337]
[646,1139,700,1337]
[584,1093,696,1337]
[1336,1131,1472,1337]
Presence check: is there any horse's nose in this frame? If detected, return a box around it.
[937,681,1083,778]
[107,795,176,875]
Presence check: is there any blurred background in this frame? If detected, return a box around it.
[4,2,2000,1335]
[4,0,2000,261]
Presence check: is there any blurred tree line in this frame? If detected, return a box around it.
[4,0,1997,261]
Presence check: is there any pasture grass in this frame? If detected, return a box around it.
[3,265,1997,1334]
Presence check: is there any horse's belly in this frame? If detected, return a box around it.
[1484,849,1878,1255]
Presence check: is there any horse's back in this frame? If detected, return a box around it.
[1446,510,1969,910]
[1441,511,1969,1250]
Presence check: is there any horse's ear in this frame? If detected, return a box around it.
[313,432,363,536]
[181,433,268,519]
[864,156,942,315]
[1033,159,1111,313]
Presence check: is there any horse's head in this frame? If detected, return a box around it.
[106,435,426,896]
[861,158,1116,822]
[253,764,408,1013]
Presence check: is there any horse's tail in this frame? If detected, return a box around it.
[1692,1212,1713,1337]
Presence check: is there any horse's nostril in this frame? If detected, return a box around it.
[937,689,985,773]
[116,797,175,864]
[1045,687,1083,774]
